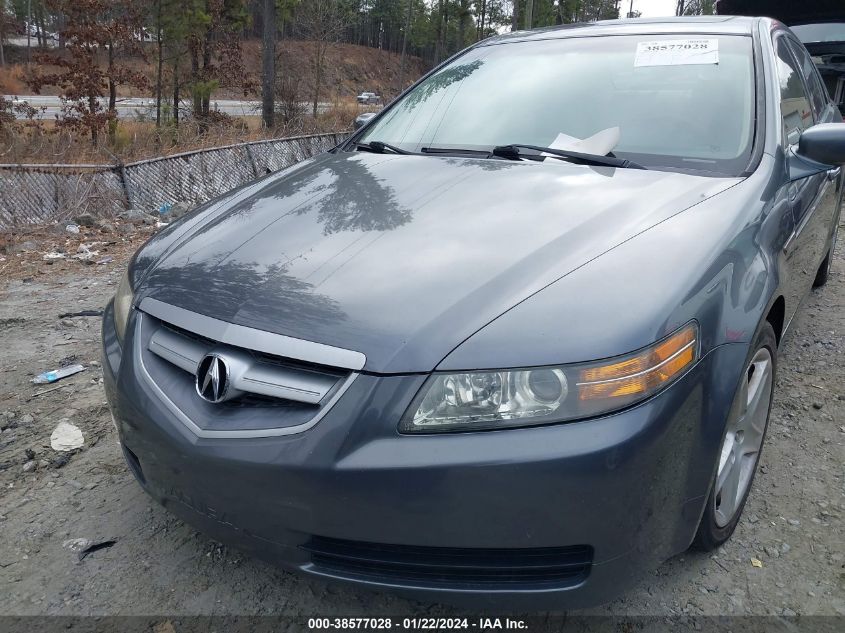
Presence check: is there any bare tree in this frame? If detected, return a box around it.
[398,0,414,95]
[678,0,715,15]
[261,0,275,129]
[27,0,147,147]
[296,0,348,118]
[0,1,12,67]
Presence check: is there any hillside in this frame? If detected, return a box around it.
[245,40,429,101]
[0,40,431,101]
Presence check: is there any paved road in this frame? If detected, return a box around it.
[4,95,334,119]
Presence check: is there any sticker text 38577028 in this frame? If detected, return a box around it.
[634,39,719,67]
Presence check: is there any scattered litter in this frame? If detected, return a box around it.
[155,221,169,228]
[751,557,763,568]
[50,420,85,452]
[97,256,113,265]
[74,243,99,262]
[58,354,80,367]
[77,539,117,561]
[32,364,86,384]
[42,252,66,260]
[58,310,103,319]
[65,224,80,234]
[62,538,92,552]
[63,537,118,560]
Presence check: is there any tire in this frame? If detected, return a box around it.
[813,223,838,288]
[692,321,778,551]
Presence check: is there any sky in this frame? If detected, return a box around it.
[627,0,682,18]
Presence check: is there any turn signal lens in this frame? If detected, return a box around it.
[578,325,697,401]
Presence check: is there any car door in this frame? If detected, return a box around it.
[787,35,844,263]
[775,34,840,302]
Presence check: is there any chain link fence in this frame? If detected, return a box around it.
[0,133,346,229]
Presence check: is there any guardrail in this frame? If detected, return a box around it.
[0,133,347,228]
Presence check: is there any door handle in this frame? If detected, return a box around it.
[828,167,841,181]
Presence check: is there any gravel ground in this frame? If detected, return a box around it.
[0,222,843,619]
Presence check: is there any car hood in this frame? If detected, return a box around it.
[136,151,739,374]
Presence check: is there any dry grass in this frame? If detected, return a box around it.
[0,100,363,165]
[0,66,27,94]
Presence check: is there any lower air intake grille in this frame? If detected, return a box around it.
[303,536,593,589]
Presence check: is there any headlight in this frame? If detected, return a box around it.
[400,322,698,433]
[113,269,134,345]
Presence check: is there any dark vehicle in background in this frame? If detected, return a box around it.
[718,0,845,115]
[103,17,845,608]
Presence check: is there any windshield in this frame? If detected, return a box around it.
[792,23,845,43]
[359,35,756,176]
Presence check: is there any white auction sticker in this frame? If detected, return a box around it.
[634,39,719,67]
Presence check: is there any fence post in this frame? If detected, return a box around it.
[116,163,132,210]
[245,144,260,178]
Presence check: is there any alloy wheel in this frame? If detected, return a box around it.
[713,347,773,528]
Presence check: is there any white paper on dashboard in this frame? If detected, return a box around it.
[634,39,719,67]
[545,127,621,157]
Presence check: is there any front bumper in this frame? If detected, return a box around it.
[102,303,748,609]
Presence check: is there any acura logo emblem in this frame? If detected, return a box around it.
[196,354,230,403]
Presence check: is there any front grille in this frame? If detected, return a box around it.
[137,312,356,435]
[303,536,593,589]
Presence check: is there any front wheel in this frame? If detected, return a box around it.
[692,322,777,551]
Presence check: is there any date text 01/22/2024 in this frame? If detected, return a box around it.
[307,618,529,630]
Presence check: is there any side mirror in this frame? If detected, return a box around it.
[788,123,845,181]
[797,123,845,166]
[354,112,376,131]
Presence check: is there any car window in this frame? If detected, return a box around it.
[358,35,756,176]
[774,37,815,145]
[786,37,829,116]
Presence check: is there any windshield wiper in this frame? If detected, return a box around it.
[421,146,496,157]
[356,141,412,155]
[492,144,646,170]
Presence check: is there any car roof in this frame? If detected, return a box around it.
[482,16,764,46]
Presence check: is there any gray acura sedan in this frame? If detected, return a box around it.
[102,17,844,608]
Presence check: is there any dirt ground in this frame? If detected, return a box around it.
[0,221,843,619]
